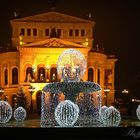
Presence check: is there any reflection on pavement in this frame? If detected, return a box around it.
[0,118,140,128]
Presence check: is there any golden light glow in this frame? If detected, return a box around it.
[30,83,48,100]
[83,37,88,47]
[19,35,25,45]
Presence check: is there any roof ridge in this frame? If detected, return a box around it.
[11,11,94,23]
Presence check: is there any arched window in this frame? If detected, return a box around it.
[25,67,33,82]
[97,69,100,84]
[88,68,94,82]
[50,67,57,82]
[12,68,18,84]
[38,67,45,82]
[4,69,8,85]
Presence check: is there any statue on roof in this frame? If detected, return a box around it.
[50,28,60,38]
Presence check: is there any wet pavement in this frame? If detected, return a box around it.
[0,114,140,128]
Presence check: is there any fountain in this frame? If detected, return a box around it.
[41,49,101,127]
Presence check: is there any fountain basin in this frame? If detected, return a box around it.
[41,81,102,127]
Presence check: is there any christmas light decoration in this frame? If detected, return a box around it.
[0,101,12,123]
[41,49,101,127]
[136,105,140,120]
[14,106,27,121]
[100,106,121,127]
[55,100,79,127]
[57,49,87,82]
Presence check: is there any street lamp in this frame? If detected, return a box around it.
[122,89,129,94]
[104,88,110,106]
[0,87,4,100]
[28,86,35,112]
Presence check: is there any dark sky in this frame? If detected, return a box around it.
[0,0,140,97]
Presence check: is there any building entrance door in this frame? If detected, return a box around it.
[36,90,42,114]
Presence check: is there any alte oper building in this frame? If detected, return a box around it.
[0,11,117,112]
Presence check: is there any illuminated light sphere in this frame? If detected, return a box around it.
[136,105,140,120]
[55,100,79,127]
[14,106,27,121]
[57,49,87,82]
[100,106,121,127]
[0,101,12,123]
[99,106,108,122]
[101,106,108,114]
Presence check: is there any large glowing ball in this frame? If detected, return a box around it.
[99,106,108,122]
[0,101,12,123]
[100,106,121,127]
[14,106,27,121]
[55,100,79,127]
[100,106,108,114]
[100,106,108,116]
[57,49,87,82]
[136,105,140,120]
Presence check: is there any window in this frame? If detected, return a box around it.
[38,67,45,82]
[81,29,85,36]
[45,29,49,36]
[75,29,79,36]
[20,28,25,36]
[88,68,94,82]
[12,68,18,84]
[57,29,61,37]
[27,28,31,36]
[25,67,33,82]
[4,69,8,85]
[50,67,57,82]
[69,29,73,36]
[33,28,37,36]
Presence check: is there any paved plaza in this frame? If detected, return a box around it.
[0,114,140,128]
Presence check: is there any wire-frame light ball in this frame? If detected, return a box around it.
[0,101,12,123]
[136,105,140,120]
[100,106,108,114]
[14,106,27,121]
[99,106,108,123]
[100,106,121,127]
[57,49,87,82]
[55,100,79,127]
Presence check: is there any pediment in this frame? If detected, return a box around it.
[22,38,86,48]
[11,11,94,23]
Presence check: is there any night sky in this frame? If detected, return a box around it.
[0,0,140,98]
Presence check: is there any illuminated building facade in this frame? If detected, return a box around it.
[0,12,117,112]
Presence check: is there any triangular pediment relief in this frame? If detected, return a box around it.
[22,38,86,48]
[11,11,94,23]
